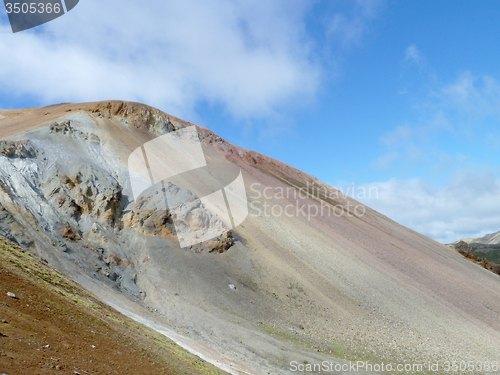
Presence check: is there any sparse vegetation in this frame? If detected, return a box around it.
[0,235,228,375]
[468,243,500,264]
[455,241,500,276]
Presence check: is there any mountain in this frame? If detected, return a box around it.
[462,230,500,245]
[458,230,500,267]
[1,101,500,374]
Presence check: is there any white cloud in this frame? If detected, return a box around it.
[399,44,436,96]
[381,111,452,147]
[327,14,365,47]
[404,45,425,69]
[379,71,500,171]
[374,111,453,170]
[438,71,500,118]
[326,0,383,47]
[372,151,399,170]
[358,170,500,244]
[0,0,321,120]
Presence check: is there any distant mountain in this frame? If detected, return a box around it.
[458,230,500,265]
[1,101,500,374]
[461,230,500,245]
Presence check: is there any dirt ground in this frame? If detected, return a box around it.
[0,236,226,375]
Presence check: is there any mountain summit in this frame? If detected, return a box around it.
[1,101,500,374]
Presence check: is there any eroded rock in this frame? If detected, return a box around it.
[50,120,100,143]
[0,139,36,159]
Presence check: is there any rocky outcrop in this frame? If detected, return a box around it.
[455,240,474,256]
[50,120,100,143]
[61,223,81,241]
[122,185,234,252]
[0,139,37,159]
[43,165,123,227]
[122,196,174,239]
[89,101,187,134]
[0,203,34,248]
[206,231,233,254]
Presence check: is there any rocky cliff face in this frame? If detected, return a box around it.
[0,105,233,302]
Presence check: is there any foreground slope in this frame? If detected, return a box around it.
[0,101,500,374]
[0,235,227,375]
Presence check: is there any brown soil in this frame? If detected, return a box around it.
[0,236,226,375]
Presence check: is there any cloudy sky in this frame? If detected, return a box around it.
[1,0,499,243]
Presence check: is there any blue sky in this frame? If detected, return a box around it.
[1,0,500,243]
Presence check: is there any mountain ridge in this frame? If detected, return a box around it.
[461,229,500,245]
